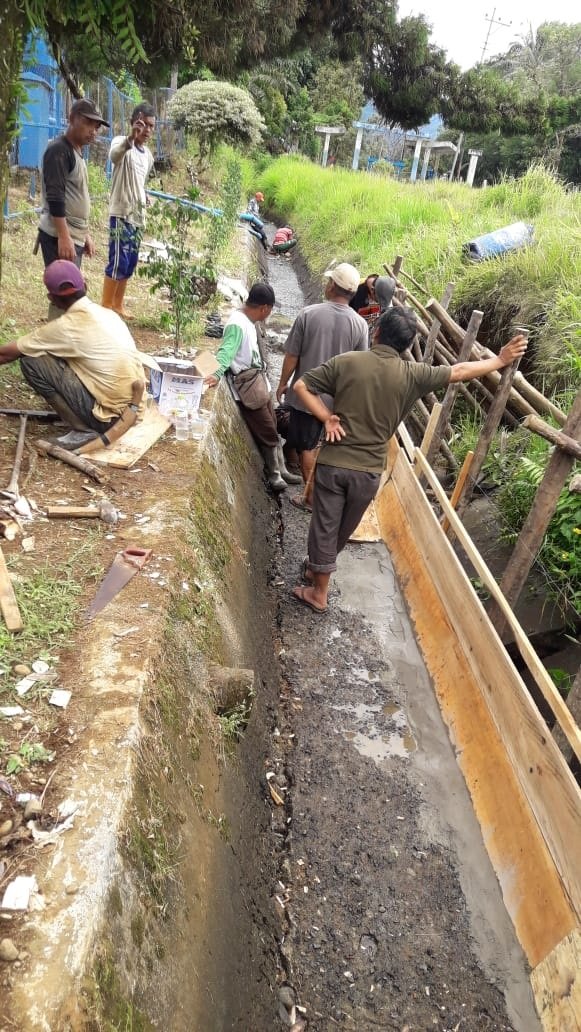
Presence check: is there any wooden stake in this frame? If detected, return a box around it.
[442,451,474,534]
[392,255,404,278]
[424,283,454,364]
[35,439,107,484]
[456,350,524,515]
[0,545,23,632]
[415,403,442,470]
[490,388,581,637]
[425,309,484,467]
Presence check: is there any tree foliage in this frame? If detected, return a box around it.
[168,81,265,164]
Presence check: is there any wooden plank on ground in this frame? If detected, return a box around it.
[531,928,581,1031]
[88,402,171,468]
[0,545,23,632]
[376,463,578,967]
[387,447,581,926]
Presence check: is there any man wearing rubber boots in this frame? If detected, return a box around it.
[205,283,300,494]
[290,307,528,615]
[101,103,157,319]
[0,261,159,451]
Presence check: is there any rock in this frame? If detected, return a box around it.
[0,820,13,838]
[278,985,296,1010]
[65,882,79,896]
[23,800,42,821]
[0,939,19,962]
[12,665,31,676]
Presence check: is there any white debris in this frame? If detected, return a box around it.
[1,875,38,911]
[48,690,71,709]
[32,660,50,674]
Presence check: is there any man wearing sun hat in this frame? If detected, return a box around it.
[0,261,159,450]
[37,99,110,272]
[276,262,368,509]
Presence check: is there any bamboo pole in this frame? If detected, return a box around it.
[522,414,581,460]
[456,346,525,515]
[413,399,458,468]
[425,309,484,467]
[489,388,581,638]
[442,451,474,534]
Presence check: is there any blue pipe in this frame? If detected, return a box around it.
[146,188,224,218]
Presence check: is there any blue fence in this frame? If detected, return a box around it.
[11,34,181,177]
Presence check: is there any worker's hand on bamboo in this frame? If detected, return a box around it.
[204,375,219,388]
[324,414,345,443]
[499,334,527,366]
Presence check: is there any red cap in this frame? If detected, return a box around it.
[43,260,85,297]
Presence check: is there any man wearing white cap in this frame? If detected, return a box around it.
[276,263,368,510]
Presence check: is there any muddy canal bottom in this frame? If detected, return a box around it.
[263,249,540,1031]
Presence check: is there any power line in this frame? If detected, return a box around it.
[480,7,513,64]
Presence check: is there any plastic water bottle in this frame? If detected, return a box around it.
[175,395,189,441]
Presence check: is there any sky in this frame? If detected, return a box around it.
[396,0,579,69]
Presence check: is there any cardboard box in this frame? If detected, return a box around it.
[149,352,220,405]
[158,372,204,422]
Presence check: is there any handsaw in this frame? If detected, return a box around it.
[87,546,152,621]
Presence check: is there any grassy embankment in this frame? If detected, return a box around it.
[251,155,580,620]
[254,156,580,398]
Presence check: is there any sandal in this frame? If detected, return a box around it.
[290,495,312,513]
[291,585,328,615]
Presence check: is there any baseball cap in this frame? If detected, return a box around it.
[70,98,110,128]
[43,261,85,297]
[323,262,360,293]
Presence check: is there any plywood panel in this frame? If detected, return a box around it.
[531,929,581,1031]
[376,460,579,968]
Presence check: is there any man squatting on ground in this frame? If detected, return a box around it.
[277,263,368,510]
[291,307,528,614]
[37,99,109,272]
[101,103,156,319]
[0,261,159,451]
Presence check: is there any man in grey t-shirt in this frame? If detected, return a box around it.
[276,263,368,509]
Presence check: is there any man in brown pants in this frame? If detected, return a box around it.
[291,307,527,614]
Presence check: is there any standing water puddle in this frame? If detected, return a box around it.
[332,700,417,763]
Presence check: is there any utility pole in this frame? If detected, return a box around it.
[480,8,512,64]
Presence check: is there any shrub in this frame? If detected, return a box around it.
[168,81,265,167]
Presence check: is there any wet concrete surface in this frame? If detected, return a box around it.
[263,246,541,1030]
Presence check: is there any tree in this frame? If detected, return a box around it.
[365,15,451,130]
[168,81,265,166]
[0,1,153,286]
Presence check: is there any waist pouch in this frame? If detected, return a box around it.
[231,367,270,410]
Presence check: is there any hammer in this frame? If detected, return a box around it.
[46,501,119,525]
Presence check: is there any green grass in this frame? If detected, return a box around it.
[0,542,102,692]
[257,158,580,391]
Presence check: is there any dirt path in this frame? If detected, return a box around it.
[263,246,541,1031]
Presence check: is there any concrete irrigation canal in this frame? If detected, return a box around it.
[1,233,578,1032]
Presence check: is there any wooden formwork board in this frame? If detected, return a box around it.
[376,443,581,1026]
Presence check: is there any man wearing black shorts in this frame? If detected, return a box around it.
[276,263,368,510]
